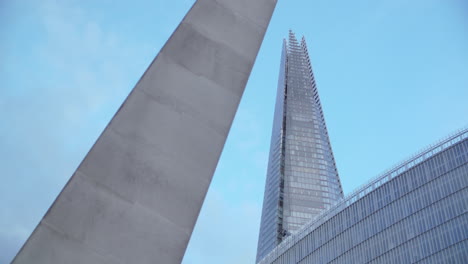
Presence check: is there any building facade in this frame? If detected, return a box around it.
[256,31,344,262]
[259,128,468,264]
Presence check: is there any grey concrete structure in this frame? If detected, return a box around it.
[13,1,277,263]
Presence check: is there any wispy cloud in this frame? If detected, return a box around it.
[0,0,156,262]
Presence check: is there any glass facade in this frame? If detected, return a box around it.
[259,129,468,264]
[256,31,344,262]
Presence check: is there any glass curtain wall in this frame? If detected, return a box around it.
[256,31,344,263]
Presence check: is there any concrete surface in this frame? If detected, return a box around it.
[13,0,277,263]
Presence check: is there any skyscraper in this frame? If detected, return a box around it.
[256,31,344,262]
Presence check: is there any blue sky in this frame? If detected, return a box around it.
[1,0,467,263]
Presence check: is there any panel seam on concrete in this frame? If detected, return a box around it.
[42,172,193,253]
[106,126,213,184]
[75,167,201,237]
[131,202,193,237]
[187,0,264,59]
[75,171,136,205]
[212,0,270,31]
[40,221,126,264]
[136,87,232,136]
[164,21,252,74]
[157,51,244,100]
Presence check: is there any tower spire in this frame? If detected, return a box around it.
[256,32,344,262]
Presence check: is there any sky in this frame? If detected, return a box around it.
[1,0,467,263]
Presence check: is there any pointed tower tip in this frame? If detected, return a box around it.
[288,30,298,43]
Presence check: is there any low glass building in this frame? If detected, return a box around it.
[259,128,468,263]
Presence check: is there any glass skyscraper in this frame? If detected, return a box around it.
[258,128,468,264]
[257,31,468,264]
[256,31,344,262]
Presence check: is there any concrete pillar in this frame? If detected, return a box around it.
[13,0,277,263]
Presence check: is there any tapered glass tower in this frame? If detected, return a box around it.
[256,31,344,262]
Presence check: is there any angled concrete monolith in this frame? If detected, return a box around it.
[13,0,277,263]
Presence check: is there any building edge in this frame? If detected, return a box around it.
[259,125,468,263]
